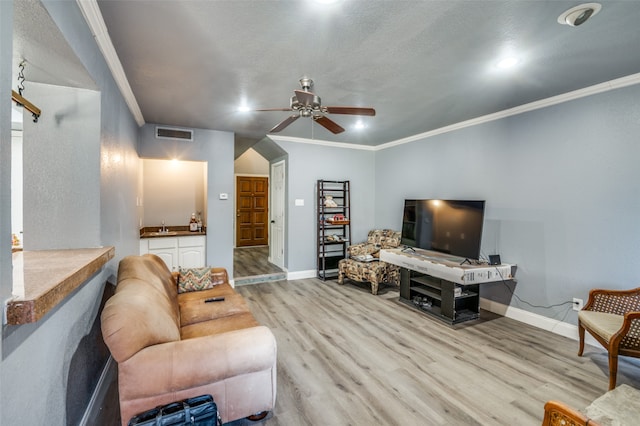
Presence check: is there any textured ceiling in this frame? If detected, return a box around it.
[95,1,640,146]
[12,0,97,91]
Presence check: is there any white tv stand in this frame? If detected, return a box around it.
[380,248,515,324]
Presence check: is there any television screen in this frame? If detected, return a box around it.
[401,199,486,260]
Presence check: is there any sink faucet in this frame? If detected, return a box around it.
[160,221,167,233]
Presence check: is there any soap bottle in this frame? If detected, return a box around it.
[189,213,198,232]
[197,213,203,232]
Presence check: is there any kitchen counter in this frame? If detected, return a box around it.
[7,246,115,325]
[139,226,206,239]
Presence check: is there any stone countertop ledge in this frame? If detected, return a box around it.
[139,226,206,239]
[7,246,115,325]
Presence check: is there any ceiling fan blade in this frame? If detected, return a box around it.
[294,90,316,106]
[314,115,345,134]
[269,114,300,133]
[255,108,292,112]
[324,106,376,116]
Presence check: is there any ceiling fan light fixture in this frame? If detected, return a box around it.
[496,56,520,69]
[557,3,602,27]
[260,77,375,134]
[299,77,313,91]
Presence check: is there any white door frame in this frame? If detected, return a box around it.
[269,160,285,269]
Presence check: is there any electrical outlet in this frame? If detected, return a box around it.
[573,297,584,311]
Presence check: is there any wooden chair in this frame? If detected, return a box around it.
[541,401,600,426]
[578,287,640,390]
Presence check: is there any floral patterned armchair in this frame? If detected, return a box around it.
[337,229,401,295]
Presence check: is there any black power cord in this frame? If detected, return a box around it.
[482,254,574,310]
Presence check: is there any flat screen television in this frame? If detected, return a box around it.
[401,199,486,260]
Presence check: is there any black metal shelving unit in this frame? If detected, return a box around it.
[317,180,351,280]
[400,268,480,325]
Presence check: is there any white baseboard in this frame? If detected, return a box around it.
[287,269,317,280]
[480,297,600,348]
[80,356,115,426]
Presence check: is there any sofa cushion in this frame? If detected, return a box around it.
[179,293,252,327]
[579,310,624,341]
[102,279,181,363]
[118,254,180,319]
[180,313,260,340]
[177,283,236,303]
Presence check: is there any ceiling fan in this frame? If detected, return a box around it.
[256,77,375,134]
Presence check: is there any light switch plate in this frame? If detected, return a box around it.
[219,193,228,200]
[295,199,304,206]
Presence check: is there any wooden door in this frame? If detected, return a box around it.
[236,176,268,247]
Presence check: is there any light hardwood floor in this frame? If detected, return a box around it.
[234,246,284,278]
[236,278,640,426]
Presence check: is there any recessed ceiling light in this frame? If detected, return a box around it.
[496,56,520,69]
[314,0,340,4]
[237,105,250,112]
[558,3,602,27]
[354,120,365,130]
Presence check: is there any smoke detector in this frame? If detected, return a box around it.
[558,3,602,27]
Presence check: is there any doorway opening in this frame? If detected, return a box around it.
[234,148,285,285]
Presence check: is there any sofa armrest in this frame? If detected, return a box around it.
[117,326,277,400]
[347,243,379,257]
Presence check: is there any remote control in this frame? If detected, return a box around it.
[204,297,225,303]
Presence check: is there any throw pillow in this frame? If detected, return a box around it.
[177,267,217,293]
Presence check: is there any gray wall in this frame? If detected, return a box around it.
[22,83,101,250]
[374,84,640,324]
[271,140,376,273]
[138,123,235,273]
[42,0,142,264]
[1,273,108,425]
[1,0,141,424]
[142,159,207,228]
[0,1,13,415]
[0,1,638,423]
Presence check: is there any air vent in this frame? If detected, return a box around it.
[155,126,193,141]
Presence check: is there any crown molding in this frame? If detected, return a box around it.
[374,72,640,151]
[280,72,640,151]
[74,1,640,146]
[76,0,145,126]
[267,135,376,151]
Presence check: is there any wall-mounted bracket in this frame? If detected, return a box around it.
[12,89,41,123]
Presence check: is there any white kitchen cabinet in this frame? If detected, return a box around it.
[178,236,206,269]
[147,237,179,271]
[140,235,205,270]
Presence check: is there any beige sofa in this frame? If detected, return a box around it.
[101,254,277,425]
